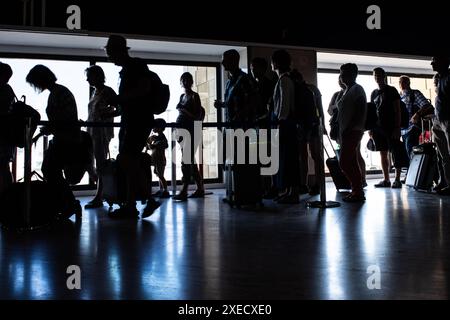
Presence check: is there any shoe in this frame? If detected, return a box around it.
[263,189,278,199]
[437,187,450,196]
[400,178,406,184]
[299,185,309,195]
[173,193,188,202]
[433,183,448,193]
[84,199,104,209]
[391,180,402,189]
[188,190,205,198]
[159,190,171,198]
[374,180,391,188]
[308,186,320,196]
[343,193,366,202]
[277,196,299,204]
[108,206,139,219]
[273,193,287,201]
[142,199,161,218]
[61,200,82,219]
[153,190,163,197]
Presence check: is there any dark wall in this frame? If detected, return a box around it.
[1,1,448,57]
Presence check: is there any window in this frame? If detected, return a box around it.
[97,62,219,184]
[318,71,434,172]
[1,57,90,182]
[2,56,220,187]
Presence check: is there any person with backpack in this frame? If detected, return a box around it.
[370,67,407,189]
[173,72,205,201]
[26,65,82,219]
[336,63,367,202]
[104,35,161,218]
[287,69,317,196]
[250,57,278,199]
[0,62,16,195]
[399,75,434,159]
[271,49,300,204]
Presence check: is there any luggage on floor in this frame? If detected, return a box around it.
[101,153,152,209]
[224,164,262,208]
[0,172,59,229]
[405,143,437,191]
[406,118,437,191]
[324,134,351,191]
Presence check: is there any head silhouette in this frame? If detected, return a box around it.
[180,72,194,90]
[26,65,57,92]
[271,50,291,74]
[250,57,268,80]
[222,49,240,73]
[153,118,166,134]
[85,65,105,88]
[373,67,387,87]
[399,75,410,91]
[0,62,13,86]
[340,63,358,87]
[431,55,450,74]
[105,35,130,66]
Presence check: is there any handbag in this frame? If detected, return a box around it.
[329,109,339,141]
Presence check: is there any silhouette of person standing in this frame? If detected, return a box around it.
[0,62,16,195]
[104,35,160,218]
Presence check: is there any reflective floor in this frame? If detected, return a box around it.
[0,182,449,300]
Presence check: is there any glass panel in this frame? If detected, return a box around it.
[96,63,219,183]
[1,58,90,182]
[318,72,433,172]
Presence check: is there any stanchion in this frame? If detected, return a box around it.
[171,127,177,195]
[306,123,340,209]
[23,117,32,229]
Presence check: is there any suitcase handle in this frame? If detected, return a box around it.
[420,117,433,143]
[324,132,338,159]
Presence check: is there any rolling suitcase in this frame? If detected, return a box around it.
[224,164,263,208]
[406,118,437,191]
[101,153,153,209]
[324,134,351,191]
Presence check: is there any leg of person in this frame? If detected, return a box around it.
[156,163,170,198]
[357,142,367,187]
[0,158,12,195]
[433,121,450,195]
[339,131,365,202]
[85,134,107,209]
[375,151,391,187]
[189,136,205,198]
[42,142,80,218]
[173,150,189,201]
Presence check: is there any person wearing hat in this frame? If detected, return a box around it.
[104,34,161,218]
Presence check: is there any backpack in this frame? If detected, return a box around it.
[1,95,41,148]
[148,71,170,115]
[365,102,378,130]
[287,71,318,129]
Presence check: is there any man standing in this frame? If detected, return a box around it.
[431,55,450,195]
[105,35,160,217]
[370,67,407,189]
[398,75,434,158]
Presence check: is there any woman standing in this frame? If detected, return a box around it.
[173,72,205,201]
[26,65,82,218]
[84,65,117,209]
